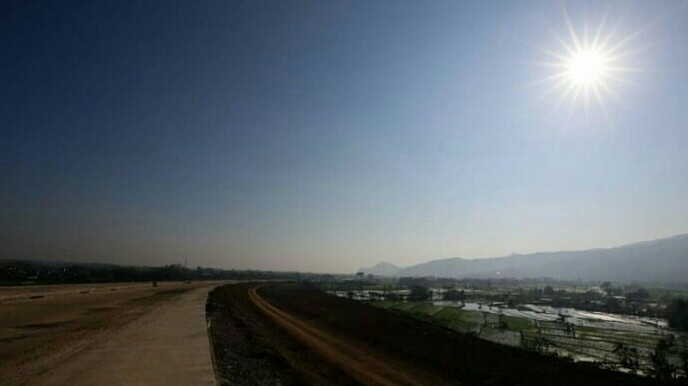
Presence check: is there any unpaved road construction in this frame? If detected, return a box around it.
[0,281,222,386]
[248,286,438,386]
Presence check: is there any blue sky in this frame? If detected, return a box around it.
[2,0,687,272]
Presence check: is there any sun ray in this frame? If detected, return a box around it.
[553,33,577,57]
[532,61,570,68]
[604,29,644,56]
[604,45,649,62]
[555,82,577,110]
[569,85,583,114]
[561,3,583,52]
[528,73,567,87]
[591,8,610,47]
[597,79,626,108]
[591,83,610,117]
[601,72,633,85]
[603,65,645,74]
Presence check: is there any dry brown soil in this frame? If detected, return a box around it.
[248,285,448,386]
[0,281,221,386]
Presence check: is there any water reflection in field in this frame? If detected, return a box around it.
[327,289,687,376]
[433,301,667,334]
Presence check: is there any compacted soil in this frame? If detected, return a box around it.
[1,281,220,386]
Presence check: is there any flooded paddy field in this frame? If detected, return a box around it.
[279,284,657,385]
[370,299,687,377]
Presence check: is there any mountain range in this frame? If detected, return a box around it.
[359,234,688,283]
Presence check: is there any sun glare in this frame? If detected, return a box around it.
[566,49,608,85]
[534,5,644,114]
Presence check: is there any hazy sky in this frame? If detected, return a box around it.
[2,0,687,273]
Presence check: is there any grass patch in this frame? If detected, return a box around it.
[371,301,401,309]
[504,316,535,331]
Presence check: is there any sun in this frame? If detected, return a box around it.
[534,5,644,113]
[566,48,609,86]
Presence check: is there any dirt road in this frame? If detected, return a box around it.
[248,285,440,386]
[0,281,221,386]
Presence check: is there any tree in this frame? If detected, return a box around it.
[614,342,639,372]
[626,287,650,303]
[564,322,576,336]
[680,350,688,377]
[601,281,613,296]
[409,286,431,301]
[650,339,676,380]
[498,313,508,329]
[666,298,688,331]
[544,285,555,296]
[523,335,550,354]
[444,289,466,301]
[355,272,364,291]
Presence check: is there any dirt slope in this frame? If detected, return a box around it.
[257,283,675,386]
[248,285,448,386]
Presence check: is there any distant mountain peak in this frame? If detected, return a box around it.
[359,261,399,276]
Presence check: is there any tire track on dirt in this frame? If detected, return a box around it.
[248,285,441,386]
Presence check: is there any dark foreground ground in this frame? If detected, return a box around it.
[207,282,360,386]
[208,282,685,386]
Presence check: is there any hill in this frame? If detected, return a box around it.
[360,234,688,283]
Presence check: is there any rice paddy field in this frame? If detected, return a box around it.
[371,299,688,377]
